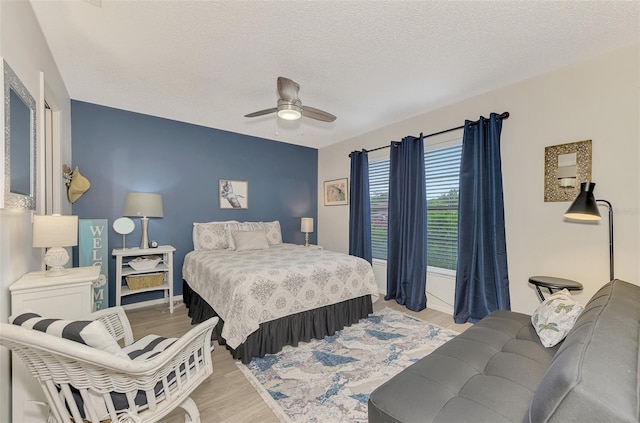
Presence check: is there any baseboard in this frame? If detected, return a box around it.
[427,302,453,315]
[377,291,454,316]
[121,295,184,311]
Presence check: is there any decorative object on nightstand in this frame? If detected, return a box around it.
[564,181,615,281]
[123,192,163,249]
[528,275,583,302]
[113,245,175,313]
[32,214,78,277]
[112,217,135,248]
[301,217,314,247]
[128,255,161,270]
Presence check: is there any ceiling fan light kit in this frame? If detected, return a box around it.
[245,77,336,123]
[277,100,302,120]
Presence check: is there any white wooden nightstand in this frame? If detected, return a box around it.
[10,266,99,423]
[113,245,175,313]
[304,244,323,250]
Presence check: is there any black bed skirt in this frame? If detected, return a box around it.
[183,280,373,364]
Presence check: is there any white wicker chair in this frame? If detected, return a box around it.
[1,307,219,423]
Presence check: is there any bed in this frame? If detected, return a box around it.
[182,221,379,363]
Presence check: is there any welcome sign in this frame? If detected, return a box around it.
[79,219,109,310]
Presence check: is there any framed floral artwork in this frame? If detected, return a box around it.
[324,178,348,206]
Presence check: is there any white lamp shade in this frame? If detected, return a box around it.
[123,192,163,218]
[33,215,78,248]
[301,217,314,233]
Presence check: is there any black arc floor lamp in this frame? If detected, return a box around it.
[564,182,614,281]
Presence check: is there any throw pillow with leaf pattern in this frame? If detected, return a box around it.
[531,289,585,347]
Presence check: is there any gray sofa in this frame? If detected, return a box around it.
[368,279,640,423]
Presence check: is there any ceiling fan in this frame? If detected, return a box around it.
[245,77,336,122]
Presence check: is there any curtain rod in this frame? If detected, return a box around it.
[349,112,509,157]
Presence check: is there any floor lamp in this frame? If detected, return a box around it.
[564,182,614,281]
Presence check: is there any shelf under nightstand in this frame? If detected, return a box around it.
[113,245,175,313]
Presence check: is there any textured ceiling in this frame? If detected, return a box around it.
[29,0,639,149]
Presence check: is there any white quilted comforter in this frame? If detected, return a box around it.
[182,244,379,349]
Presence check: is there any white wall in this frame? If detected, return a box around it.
[319,44,640,317]
[0,2,71,421]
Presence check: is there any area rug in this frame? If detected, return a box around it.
[236,307,459,423]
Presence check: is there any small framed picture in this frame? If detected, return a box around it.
[324,178,349,206]
[219,180,248,209]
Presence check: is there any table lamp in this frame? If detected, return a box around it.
[123,192,164,249]
[32,214,78,276]
[564,181,614,281]
[301,217,314,247]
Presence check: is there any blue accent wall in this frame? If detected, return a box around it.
[71,100,318,307]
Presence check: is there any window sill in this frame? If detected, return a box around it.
[427,266,456,279]
[371,259,456,278]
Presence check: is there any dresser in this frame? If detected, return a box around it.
[10,266,99,423]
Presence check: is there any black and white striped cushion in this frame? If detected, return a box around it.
[10,313,188,419]
[10,312,128,359]
[123,334,177,360]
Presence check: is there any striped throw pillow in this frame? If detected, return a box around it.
[10,312,129,360]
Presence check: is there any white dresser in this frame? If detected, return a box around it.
[10,266,99,423]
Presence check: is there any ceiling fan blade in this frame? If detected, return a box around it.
[277,77,300,102]
[244,108,277,118]
[302,106,337,122]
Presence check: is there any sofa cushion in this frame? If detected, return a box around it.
[527,279,640,423]
[368,310,559,423]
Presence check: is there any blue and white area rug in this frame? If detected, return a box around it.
[236,308,458,423]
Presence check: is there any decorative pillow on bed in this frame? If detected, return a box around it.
[259,221,283,245]
[225,222,261,250]
[232,230,270,251]
[192,221,238,250]
[193,222,229,250]
[531,289,584,348]
[10,312,130,359]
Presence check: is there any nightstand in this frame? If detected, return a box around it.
[10,266,99,423]
[113,245,175,313]
[304,244,323,250]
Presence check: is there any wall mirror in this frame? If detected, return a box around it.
[4,59,37,209]
[544,140,592,202]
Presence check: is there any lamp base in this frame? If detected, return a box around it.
[43,247,70,277]
[304,232,310,247]
[139,217,150,249]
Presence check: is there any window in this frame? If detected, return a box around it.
[369,160,390,260]
[369,143,463,271]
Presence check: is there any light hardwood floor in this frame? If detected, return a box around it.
[126,298,472,423]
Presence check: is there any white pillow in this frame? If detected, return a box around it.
[259,221,283,245]
[232,230,270,251]
[10,311,130,360]
[192,221,238,250]
[531,289,584,348]
[225,222,262,250]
